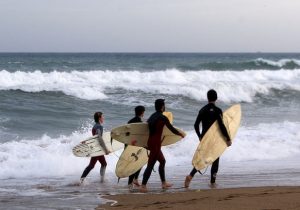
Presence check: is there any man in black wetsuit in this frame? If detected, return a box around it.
[140,99,185,193]
[184,89,232,188]
[127,105,145,188]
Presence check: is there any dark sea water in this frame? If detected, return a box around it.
[0,53,300,209]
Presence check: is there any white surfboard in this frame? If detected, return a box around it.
[72,132,124,157]
[114,112,175,178]
[192,104,241,170]
[111,122,185,148]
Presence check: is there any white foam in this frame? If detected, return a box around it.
[0,69,300,102]
[255,58,300,68]
[0,121,299,179]
[163,121,300,166]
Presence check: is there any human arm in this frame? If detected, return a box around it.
[216,112,232,147]
[194,110,202,141]
[164,116,185,138]
[96,128,110,154]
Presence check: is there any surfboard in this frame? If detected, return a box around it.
[115,146,148,178]
[163,111,173,124]
[192,104,241,170]
[111,123,185,148]
[72,132,124,157]
[115,111,175,178]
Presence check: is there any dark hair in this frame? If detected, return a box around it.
[207,89,217,102]
[135,105,145,116]
[94,112,103,123]
[155,99,165,111]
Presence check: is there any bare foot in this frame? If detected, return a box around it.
[209,183,217,188]
[133,179,140,187]
[139,185,148,193]
[162,182,173,189]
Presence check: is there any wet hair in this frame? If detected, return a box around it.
[135,105,145,116]
[94,112,103,123]
[207,89,218,102]
[155,99,165,111]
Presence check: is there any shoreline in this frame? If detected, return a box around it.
[98,186,300,210]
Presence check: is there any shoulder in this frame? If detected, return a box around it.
[214,105,223,113]
[156,112,167,120]
[161,114,168,121]
[128,116,141,123]
[147,113,154,122]
[148,112,157,120]
[128,117,135,124]
[93,123,103,129]
[199,104,210,113]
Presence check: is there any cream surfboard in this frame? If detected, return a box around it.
[72,132,124,157]
[115,112,174,178]
[192,104,241,170]
[163,111,173,124]
[115,146,148,178]
[111,120,185,148]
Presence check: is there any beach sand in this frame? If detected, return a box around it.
[98,186,300,210]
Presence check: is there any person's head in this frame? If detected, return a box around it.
[94,111,104,124]
[135,105,145,117]
[207,89,218,102]
[155,99,165,112]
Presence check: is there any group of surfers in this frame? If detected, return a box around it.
[79,89,232,193]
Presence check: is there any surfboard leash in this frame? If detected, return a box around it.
[197,166,208,175]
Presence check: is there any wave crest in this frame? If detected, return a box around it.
[0,121,299,178]
[254,58,300,69]
[0,69,300,102]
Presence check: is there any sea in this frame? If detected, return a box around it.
[0,53,300,209]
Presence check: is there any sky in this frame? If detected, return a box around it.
[0,0,300,52]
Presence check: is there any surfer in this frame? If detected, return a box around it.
[126,105,146,188]
[140,99,185,193]
[80,112,109,184]
[184,89,232,188]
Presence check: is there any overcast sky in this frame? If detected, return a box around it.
[0,0,300,52]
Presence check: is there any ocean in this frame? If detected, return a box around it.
[0,53,300,209]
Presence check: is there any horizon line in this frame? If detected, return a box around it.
[1,51,300,54]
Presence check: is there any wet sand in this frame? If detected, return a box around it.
[98,186,300,210]
[2,163,300,209]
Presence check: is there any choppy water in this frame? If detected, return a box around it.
[0,53,300,209]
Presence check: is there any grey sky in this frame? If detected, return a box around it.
[0,0,299,52]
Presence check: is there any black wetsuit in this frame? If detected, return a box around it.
[127,116,143,185]
[142,111,181,185]
[190,103,231,183]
